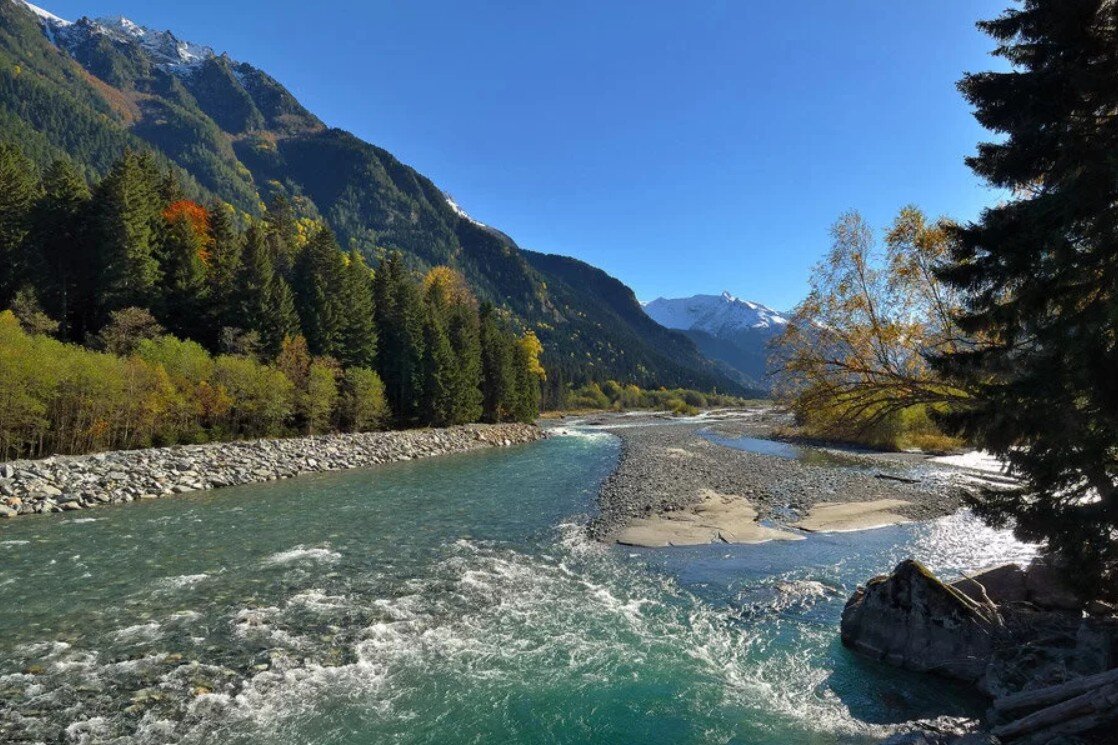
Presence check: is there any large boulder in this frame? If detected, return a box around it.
[950,564,1028,606]
[841,559,1002,683]
[1023,562,1083,611]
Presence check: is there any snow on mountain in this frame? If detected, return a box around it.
[642,291,789,335]
[21,1,69,26]
[444,195,486,228]
[17,1,216,71]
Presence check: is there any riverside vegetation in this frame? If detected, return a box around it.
[0,146,546,460]
[774,0,1118,597]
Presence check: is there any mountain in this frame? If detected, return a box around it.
[642,292,790,390]
[0,0,746,395]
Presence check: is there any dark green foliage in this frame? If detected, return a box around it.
[337,249,377,369]
[0,142,38,305]
[91,150,163,317]
[479,304,516,423]
[373,253,426,425]
[204,201,241,335]
[28,159,92,339]
[445,303,484,425]
[420,303,459,427]
[157,205,207,340]
[293,227,347,358]
[933,0,1118,593]
[236,223,298,357]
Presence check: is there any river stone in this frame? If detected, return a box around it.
[0,464,12,478]
[0,505,16,518]
[950,564,1027,606]
[840,559,1000,683]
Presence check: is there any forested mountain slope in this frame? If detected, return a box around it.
[0,0,744,394]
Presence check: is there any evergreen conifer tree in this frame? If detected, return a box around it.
[29,159,91,340]
[373,252,425,424]
[293,227,347,358]
[479,304,515,422]
[337,249,377,369]
[91,151,163,318]
[0,143,38,306]
[237,224,298,356]
[205,201,242,334]
[933,0,1118,590]
[158,200,209,340]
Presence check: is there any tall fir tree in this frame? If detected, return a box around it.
[237,223,298,356]
[157,200,209,340]
[420,302,459,427]
[479,303,515,422]
[0,143,38,306]
[29,159,92,340]
[424,267,483,424]
[337,249,377,369]
[293,227,348,359]
[933,0,1118,590]
[91,150,163,319]
[205,201,242,336]
[374,252,426,425]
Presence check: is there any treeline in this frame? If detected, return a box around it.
[558,381,754,416]
[0,144,544,459]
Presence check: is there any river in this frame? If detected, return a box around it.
[0,430,1035,744]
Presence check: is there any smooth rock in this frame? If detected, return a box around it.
[951,564,1028,606]
[840,559,1001,683]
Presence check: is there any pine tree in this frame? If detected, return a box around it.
[264,194,299,277]
[29,159,91,340]
[205,201,242,335]
[423,266,483,424]
[337,249,377,369]
[158,200,209,340]
[933,0,1118,590]
[237,224,298,356]
[293,227,347,358]
[91,151,163,318]
[373,252,425,425]
[479,304,515,422]
[420,302,458,426]
[0,143,38,306]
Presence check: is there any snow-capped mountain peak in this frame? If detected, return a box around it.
[444,195,486,228]
[16,1,216,71]
[21,1,69,26]
[642,292,789,335]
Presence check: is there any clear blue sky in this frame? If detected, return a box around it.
[43,0,1010,311]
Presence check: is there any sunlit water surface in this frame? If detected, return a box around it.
[0,432,1035,744]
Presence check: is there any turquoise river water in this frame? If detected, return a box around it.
[0,431,1035,744]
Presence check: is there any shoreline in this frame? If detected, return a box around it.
[567,409,967,545]
[0,423,544,519]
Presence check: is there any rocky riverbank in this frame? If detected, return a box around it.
[568,409,966,543]
[845,560,1118,744]
[0,423,544,518]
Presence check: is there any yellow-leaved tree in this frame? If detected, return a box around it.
[773,207,971,450]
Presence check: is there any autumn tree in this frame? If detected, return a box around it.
[775,208,969,449]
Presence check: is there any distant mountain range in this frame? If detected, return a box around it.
[642,292,790,390]
[0,0,752,396]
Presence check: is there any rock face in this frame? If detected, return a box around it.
[0,424,544,519]
[951,564,1028,606]
[840,559,1002,683]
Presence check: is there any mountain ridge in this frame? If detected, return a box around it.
[642,292,790,391]
[1,0,750,396]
